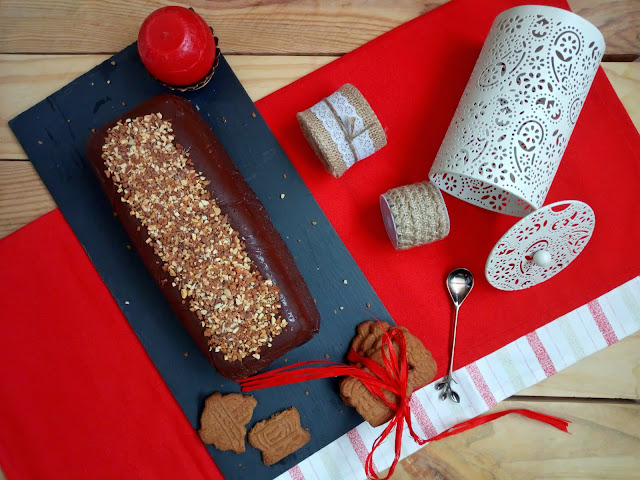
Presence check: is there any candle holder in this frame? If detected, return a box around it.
[427,6,604,290]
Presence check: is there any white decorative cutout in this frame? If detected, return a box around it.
[485,201,595,290]
[429,6,604,217]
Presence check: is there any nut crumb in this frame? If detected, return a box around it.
[339,306,344,310]
[366,302,371,308]
[121,101,126,107]
[324,353,329,359]
[311,221,317,226]
[222,117,227,123]
[251,112,256,118]
[37,140,43,145]
[110,60,116,66]
[304,390,309,396]
[280,193,285,199]
[126,244,131,250]
[343,279,348,284]
[125,301,130,305]
[106,80,111,84]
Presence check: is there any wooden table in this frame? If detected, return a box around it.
[0,1,638,478]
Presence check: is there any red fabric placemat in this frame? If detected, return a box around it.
[256,0,640,373]
[1,0,639,478]
[0,210,221,480]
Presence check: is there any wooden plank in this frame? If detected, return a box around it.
[0,1,637,57]
[0,54,337,160]
[1,57,637,161]
[0,161,56,238]
[391,400,640,479]
[518,331,640,399]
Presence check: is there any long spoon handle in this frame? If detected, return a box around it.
[447,304,460,378]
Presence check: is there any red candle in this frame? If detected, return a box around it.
[138,6,216,87]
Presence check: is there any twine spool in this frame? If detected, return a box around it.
[297,84,386,177]
[380,182,450,250]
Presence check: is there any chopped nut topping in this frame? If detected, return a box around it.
[102,113,287,361]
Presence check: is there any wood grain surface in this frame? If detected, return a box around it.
[0,1,638,479]
[0,1,638,58]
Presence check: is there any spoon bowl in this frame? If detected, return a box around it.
[447,268,474,306]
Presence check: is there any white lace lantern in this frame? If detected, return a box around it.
[428,5,604,290]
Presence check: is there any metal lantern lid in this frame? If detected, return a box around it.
[485,200,595,290]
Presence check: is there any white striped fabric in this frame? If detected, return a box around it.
[276,276,640,480]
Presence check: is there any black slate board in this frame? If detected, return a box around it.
[9,43,393,480]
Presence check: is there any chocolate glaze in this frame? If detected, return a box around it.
[86,94,320,380]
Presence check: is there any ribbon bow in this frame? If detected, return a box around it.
[238,322,569,479]
[322,98,367,162]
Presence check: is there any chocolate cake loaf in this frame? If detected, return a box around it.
[86,94,320,380]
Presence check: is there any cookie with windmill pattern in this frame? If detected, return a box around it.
[198,392,257,453]
[248,407,310,466]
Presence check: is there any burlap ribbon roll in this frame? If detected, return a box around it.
[380,182,450,250]
[297,84,386,177]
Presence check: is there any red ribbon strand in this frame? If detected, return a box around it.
[238,323,570,479]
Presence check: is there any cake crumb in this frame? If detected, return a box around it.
[339,306,344,310]
[126,244,131,250]
[280,193,285,199]
[125,301,130,305]
[311,221,317,226]
[222,117,227,123]
[297,239,301,243]
[67,119,71,123]
[183,352,189,357]
[366,302,371,308]
[37,140,43,145]
[304,390,309,396]
[283,174,287,179]
[339,409,343,414]
[324,353,329,359]
[110,60,116,66]
[251,112,256,118]
[343,279,348,284]
[284,357,288,363]
[91,128,96,133]
[106,80,111,84]
[122,101,126,107]
[90,82,95,86]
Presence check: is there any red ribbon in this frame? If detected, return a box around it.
[238,324,569,479]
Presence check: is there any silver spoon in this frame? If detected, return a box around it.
[436,268,474,403]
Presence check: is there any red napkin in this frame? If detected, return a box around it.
[256,0,640,372]
[0,210,222,480]
[1,0,639,478]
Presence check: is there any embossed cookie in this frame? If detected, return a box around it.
[198,392,257,453]
[340,322,437,427]
[248,407,310,466]
[350,320,393,358]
